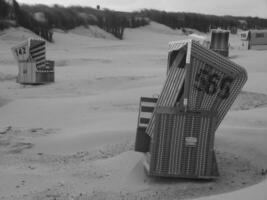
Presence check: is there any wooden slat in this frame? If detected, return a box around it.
[141,106,155,113]
[140,117,150,124]
[140,97,158,103]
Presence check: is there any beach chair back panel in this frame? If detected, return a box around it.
[146,66,186,137]
[187,41,247,129]
[188,57,232,111]
[149,108,217,178]
[29,40,46,71]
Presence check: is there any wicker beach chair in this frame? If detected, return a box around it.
[135,39,247,179]
[11,38,55,84]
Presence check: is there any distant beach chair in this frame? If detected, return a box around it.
[11,38,55,84]
[240,29,267,50]
[135,39,247,179]
[210,29,230,57]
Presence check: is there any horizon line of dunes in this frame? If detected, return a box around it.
[1,0,267,41]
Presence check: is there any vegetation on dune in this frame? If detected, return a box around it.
[1,0,267,41]
[137,9,267,33]
[0,0,149,40]
[20,4,149,40]
[0,0,13,30]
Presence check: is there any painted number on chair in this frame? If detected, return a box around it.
[15,47,27,56]
[194,68,233,99]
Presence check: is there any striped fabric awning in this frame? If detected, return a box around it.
[29,39,46,70]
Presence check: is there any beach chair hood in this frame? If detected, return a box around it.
[146,39,247,137]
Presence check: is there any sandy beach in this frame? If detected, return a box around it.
[0,22,267,199]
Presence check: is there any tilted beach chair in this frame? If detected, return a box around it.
[135,39,247,179]
[11,38,55,84]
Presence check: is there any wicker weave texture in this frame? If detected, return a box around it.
[188,41,247,130]
[149,108,217,178]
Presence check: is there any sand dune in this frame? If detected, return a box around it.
[0,22,267,199]
[69,25,117,40]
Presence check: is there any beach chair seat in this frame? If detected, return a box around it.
[145,107,219,179]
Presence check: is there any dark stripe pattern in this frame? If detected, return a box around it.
[137,97,158,128]
[30,40,46,70]
[135,97,158,152]
[29,39,54,72]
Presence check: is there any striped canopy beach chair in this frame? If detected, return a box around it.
[135,39,247,179]
[11,38,55,84]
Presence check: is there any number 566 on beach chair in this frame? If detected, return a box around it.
[135,39,247,179]
[11,38,55,84]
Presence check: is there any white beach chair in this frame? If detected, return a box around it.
[11,38,55,84]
